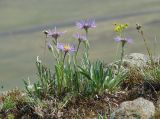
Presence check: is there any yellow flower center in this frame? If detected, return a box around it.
[64,45,70,51]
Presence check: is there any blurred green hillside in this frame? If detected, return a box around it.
[0,0,160,90]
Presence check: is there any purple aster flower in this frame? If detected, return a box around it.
[73,34,87,42]
[76,19,96,33]
[73,33,87,54]
[57,43,75,54]
[114,36,132,46]
[44,27,66,45]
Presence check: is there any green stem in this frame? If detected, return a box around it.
[85,29,88,37]
[55,38,58,46]
[85,31,90,58]
[52,38,57,46]
[74,41,81,66]
[140,31,154,66]
[63,52,67,65]
[60,52,67,94]
[118,45,124,74]
[76,41,81,56]
[43,38,47,63]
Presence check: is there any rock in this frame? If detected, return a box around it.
[110,97,155,119]
[123,53,149,68]
[155,96,160,119]
[107,53,149,75]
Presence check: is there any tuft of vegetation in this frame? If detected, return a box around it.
[144,65,160,83]
[1,96,15,110]
[23,20,127,100]
[97,113,108,119]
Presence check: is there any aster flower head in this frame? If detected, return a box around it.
[73,33,87,42]
[114,36,132,47]
[43,30,49,36]
[45,27,65,40]
[57,43,76,54]
[76,19,96,33]
[47,42,53,52]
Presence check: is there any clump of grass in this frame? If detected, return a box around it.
[121,67,144,90]
[142,65,160,96]
[1,96,15,110]
[79,60,127,95]
[0,89,38,118]
[24,19,127,100]
[97,115,108,119]
[24,62,54,99]
[143,65,160,83]
[0,89,28,104]
[7,114,15,119]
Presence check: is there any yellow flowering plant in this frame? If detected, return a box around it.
[114,23,128,33]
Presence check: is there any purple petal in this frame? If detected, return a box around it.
[47,30,53,36]
[73,33,87,41]
[57,43,64,51]
[76,21,83,29]
[60,31,66,36]
[56,43,76,53]
[73,34,79,39]
[69,45,76,53]
[76,19,96,29]
[114,36,122,42]
[46,27,65,38]
[47,43,52,48]
[89,19,96,28]
[125,37,133,43]
[47,43,53,51]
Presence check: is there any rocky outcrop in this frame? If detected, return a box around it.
[108,53,150,70]
[108,53,150,75]
[110,97,155,119]
[155,97,160,119]
[123,53,149,68]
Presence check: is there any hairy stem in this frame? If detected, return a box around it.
[76,41,81,56]
[139,30,154,66]
[118,45,125,74]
